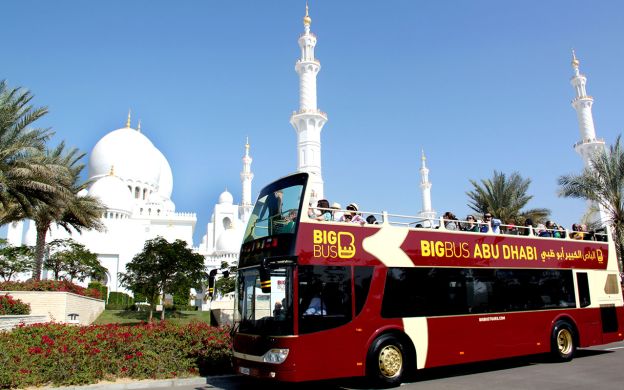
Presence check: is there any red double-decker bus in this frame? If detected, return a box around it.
[232,172,624,386]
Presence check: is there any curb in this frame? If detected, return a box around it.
[46,375,239,390]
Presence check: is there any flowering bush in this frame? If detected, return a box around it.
[0,280,101,299]
[0,294,31,315]
[0,321,231,388]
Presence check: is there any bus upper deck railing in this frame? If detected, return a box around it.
[307,206,609,243]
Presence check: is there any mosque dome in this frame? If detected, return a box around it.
[88,173,133,214]
[218,190,234,205]
[88,126,162,187]
[154,148,173,199]
[215,226,241,253]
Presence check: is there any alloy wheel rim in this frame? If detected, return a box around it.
[557,328,573,355]
[378,345,402,378]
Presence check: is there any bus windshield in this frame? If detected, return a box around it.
[237,266,294,336]
[243,181,304,243]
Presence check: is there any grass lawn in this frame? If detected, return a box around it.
[94,309,212,325]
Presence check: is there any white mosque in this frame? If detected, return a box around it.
[3,5,605,300]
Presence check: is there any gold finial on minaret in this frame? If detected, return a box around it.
[245,136,250,149]
[137,119,141,133]
[571,49,580,68]
[126,109,131,128]
[421,149,426,161]
[109,165,115,176]
[303,1,311,26]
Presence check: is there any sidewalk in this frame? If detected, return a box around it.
[41,375,238,390]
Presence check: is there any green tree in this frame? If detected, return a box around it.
[558,136,624,271]
[0,80,59,225]
[119,237,206,321]
[467,170,550,224]
[44,238,105,282]
[214,260,237,297]
[0,239,34,281]
[31,142,105,280]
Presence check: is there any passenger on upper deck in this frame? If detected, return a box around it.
[520,218,534,236]
[505,221,519,235]
[330,202,343,221]
[480,212,501,234]
[442,211,459,230]
[313,199,332,221]
[571,223,585,240]
[462,215,480,232]
[340,203,366,225]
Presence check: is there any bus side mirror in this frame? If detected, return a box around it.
[260,268,271,294]
[208,269,217,298]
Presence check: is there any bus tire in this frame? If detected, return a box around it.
[550,320,576,362]
[366,334,406,387]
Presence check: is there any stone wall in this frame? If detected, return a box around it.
[0,291,105,325]
[0,315,48,332]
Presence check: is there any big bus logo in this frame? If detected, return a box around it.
[313,229,356,259]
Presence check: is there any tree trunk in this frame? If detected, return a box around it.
[32,223,50,281]
[148,307,153,322]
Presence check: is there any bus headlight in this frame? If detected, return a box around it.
[263,348,289,364]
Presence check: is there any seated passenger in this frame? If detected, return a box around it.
[442,211,459,230]
[330,202,343,221]
[304,296,326,315]
[462,215,479,232]
[340,203,366,225]
[505,221,519,235]
[480,213,501,233]
[366,214,378,224]
[537,223,549,237]
[314,199,332,221]
[571,223,585,240]
[520,218,534,236]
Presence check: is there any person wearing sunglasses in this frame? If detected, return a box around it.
[340,203,366,225]
[480,212,501,233]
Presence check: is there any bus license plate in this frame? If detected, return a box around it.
[239,367,250,375]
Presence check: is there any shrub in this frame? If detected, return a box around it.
[0,280,101,300]
[0,322,232,388]
[108,292,133,306]
[87,282,108,302]
[0,294,31,315]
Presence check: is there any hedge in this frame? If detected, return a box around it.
[0,280,101,300]
[0,294,31,315]
[0,322,232,388]
[87,282,108,303]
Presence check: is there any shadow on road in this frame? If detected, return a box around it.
[197,349,614,390]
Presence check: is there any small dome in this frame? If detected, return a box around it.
[89,174,133,214]
[218,190,234,205]
[216,226,241,253]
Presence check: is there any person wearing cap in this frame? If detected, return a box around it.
[340,203,366,225]
[330,202,343,221]
[480,212,501,234]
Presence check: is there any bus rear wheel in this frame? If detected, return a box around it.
[550,320,576,362]
[367,334,406,387]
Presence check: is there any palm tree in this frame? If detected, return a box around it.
[558,136,624,271]
[31,142,105,280]
[467,170,550,224]
[0,80,58,224]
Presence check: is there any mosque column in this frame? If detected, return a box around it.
[419,150,436,223]
[289,3,327,200]
[240,139,254,222]
[570,51,607,223]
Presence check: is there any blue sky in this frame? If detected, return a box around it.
[2,0,624,244]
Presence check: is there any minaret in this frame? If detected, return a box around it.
[418,150,436,224]
[290,2,327,200]
[240,138,254,222]
[570,50,607,222]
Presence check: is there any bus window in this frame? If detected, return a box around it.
[382,268,576,318]
[354,266,374,316]
[298,265,352,334]
[577,272,590,308]
[243,184,303,243]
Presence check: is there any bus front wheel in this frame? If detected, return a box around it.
[367,334,406,387]
[550,320,577,362]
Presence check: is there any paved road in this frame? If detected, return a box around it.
[163,341,624,390]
